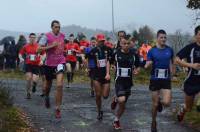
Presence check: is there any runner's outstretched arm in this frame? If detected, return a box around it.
[175,56,200,70]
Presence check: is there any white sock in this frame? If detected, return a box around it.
[114,116,119,121]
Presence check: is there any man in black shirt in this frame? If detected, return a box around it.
[110,35,140,130]
[88,34,113,120]
[176,25,200,122]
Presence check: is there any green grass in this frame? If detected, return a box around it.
[184,106,200,130]
[0,68,187,85]
[0,87,31,132]
[0,69,199,130]
[0,70,24,80]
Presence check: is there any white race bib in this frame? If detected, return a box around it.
[57,64,64,72]
[119,68,130,77]
[29,54,36,61]
[156,69,168,79]
[98,59,106,67]
[140,57,144,62]
[195,70,200,75]
[68,50,72,55]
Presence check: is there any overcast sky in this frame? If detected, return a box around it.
[0,0,197,34]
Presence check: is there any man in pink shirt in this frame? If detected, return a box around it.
[38,20,65,119]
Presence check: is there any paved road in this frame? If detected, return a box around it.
[1,79,199,132]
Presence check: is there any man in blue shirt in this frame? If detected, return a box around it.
[85,37,97,97]
[145,30,174,132]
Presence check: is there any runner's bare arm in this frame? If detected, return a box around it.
[105,60,111,80]
[144,61,152,69]
[175,56,200,70]
[38,42,58,52]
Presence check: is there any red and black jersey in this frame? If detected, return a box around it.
[64,43,80,62]
[19,43,41,65]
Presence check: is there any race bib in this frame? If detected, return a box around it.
[57,64,64,72]
[140,57,144,62]
[29,54,36,61]
[119,68,131,77]
[194,70,200,75]
[155,69,168,79]
[68,50,72,55]
[98,59,106,67]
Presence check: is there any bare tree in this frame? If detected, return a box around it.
[168,30,192,54]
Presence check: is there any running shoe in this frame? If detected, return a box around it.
[97,111,103,120]
[26,93,31,99]
[113,120,121,130]
[177,104,185,122]
[55,109,61,119]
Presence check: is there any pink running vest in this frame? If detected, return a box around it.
[45,32,65,67]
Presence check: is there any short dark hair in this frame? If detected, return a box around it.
[122,35,131,41]
[157,29,166,37]
[69,34,74,37]
[29,33,36,37]
[51,20,60,27]
[195,25,200,35]
[118,31,126,36]
[90,36,96,41]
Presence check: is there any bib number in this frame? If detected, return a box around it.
[118,68,131,77]
[29,55,36,61]
[68,50,72,55]
[98,59,106,67]
[57,64,64,73]
[194,70,200,75]
[140,57,144,62]
[155,69,168,79]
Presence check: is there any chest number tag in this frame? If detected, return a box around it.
[119,68,131,77]
[155,69,168,79]
[98,59,106,67]
[30,54,36,61]
[68,50,72,55]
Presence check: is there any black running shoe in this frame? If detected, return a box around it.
[26,93,31,99]
[40,93,45,97]
[97,111,103,120]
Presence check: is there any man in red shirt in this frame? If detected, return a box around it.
[65,34,80,87]
[19,33,42,99]
[77,36,90,70]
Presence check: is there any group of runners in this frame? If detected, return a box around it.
[18,20,200,131]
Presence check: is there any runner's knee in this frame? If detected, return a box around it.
[162,100,171,107]
[118,96,126,103]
